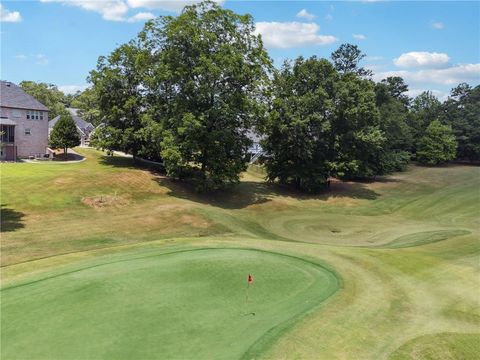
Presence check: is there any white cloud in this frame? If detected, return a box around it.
[40,0,129,21]
[14,54,50,65]
[375,63,480,86]
[353,33,367,40]
[59,84,89,95]
[394,51,450,68]
[296,9,315,21]
[432,22,444,30]
[127,0,223,12]
[254,22,337,49]
[35,54,49,66]
[40,0,222,20]
[127,11,155,22]
[0,4,22,22]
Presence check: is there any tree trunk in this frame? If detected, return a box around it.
[64,147,67,157]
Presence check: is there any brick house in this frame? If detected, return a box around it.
[0,81,49,160]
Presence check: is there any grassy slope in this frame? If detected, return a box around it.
[1,148,479,359]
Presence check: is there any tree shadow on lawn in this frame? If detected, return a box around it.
[154,176,381,210]
[99,155,166,172]
[97,153,383,209]
[1,204,25,232]
[98,155,136,169]
[154,177,273,210]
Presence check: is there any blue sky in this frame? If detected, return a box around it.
[1,1,479,100]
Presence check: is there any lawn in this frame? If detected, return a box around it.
[1,148,479,359]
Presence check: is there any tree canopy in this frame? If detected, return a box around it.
[441,84,480,161]
[330,43,372,77]
[417,120,457,165]
[70,87,101,126]
[49,111,81,156]
[262,57,336,192]
[90,1,271,191]
[78,1,474,193]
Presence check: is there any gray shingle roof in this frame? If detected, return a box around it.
[49,108,94,134]
[0,81,49,111]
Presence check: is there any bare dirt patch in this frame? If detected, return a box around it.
[54,177,74,186]
[179,214,211,228]
[82,194,131,209]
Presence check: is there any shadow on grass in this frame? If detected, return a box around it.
[154,178,273,210]
[99,153,382,209]
[1,205,25,232]
[155,176,381,210]
[98,155,136,169]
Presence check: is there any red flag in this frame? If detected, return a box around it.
[248,274,254,284]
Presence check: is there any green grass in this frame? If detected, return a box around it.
[1,148,479,359]
[1,248,338,359]
[389,332,480,360]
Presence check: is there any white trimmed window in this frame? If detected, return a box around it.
[26,110,43,120]
[24,128,31,135]
[12,109,21,118]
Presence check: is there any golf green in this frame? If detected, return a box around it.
[1,248,339,360]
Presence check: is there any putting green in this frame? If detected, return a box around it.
[1,248,339,360]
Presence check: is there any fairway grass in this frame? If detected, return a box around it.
[1,148,479,359]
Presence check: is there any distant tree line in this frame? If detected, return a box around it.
[21,1,479,192]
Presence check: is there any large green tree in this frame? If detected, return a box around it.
[408,91,442,153]
[49,111,80,156]
[263,55,387,191]
[20,81,67,119]
[89,41,149,157]
[262,57,337,192]
[332,73,386,179]
[441,84,480,161]
[374,76,412,172]
[416,120,457,165]
[139,1,271,191]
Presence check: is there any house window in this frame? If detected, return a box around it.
[24,128,31,135]
[27,110,42,120]
[12,109,21,118]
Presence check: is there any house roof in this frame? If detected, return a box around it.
[49,108,94,134]
[0,81,49,111]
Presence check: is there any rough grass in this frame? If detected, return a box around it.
[1,148,479,359]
